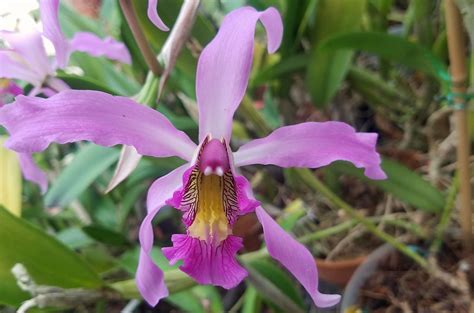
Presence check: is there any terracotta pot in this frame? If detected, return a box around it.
[341,244,393,311]
[315,255,367,287]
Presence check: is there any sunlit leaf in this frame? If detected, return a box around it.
[0,137,21,216]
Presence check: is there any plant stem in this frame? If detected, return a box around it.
[298,220,357,244]
[119,0,162,76]
[238,96,272,136]
[445,0,473,251]
[430,175,460,254]
[133,72,159,107]
[293,168,429,268]
[110,268,196,299]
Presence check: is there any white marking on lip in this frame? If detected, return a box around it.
[215,166,224,176]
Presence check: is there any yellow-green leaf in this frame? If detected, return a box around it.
[0,136,21,216]
[0,206,103,306]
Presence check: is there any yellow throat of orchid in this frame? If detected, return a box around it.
[188,172,231,243]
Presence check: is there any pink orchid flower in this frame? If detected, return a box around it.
[0,6,386,308]
[0,0,131,93]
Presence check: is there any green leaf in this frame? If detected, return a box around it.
[251,54,308,86]
[329,158,445,212]
[56,73,119,95]
[167,286,224,313]
[320,32,450,81]
[45,145,120,208]
[249,259,305,310]
[246,261,305,313]
[307,0,367,107]
[68,53,140,96]
[0,206,102,306]
[118,246,179,275]
[242,286,262,313]
[82,225,130,246]
[56,227,94,249]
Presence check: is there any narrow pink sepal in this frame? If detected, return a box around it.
[147,0,170,31]
[70,32,132,64]
[196,6,283,142]
[0,90,197,161]
[39,0,69,68]
[234,122,387,180]
[162,234,247,289]
[17,153,48,193]
[255,206,341,308]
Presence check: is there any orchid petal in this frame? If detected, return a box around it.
[0,90,197,161]
[196,6,283,142]
[0,30,51,79]
[18,153,48,193]
[40,0,69,68]
[137,165,189,306]
[70,32,132,64]
[105,146,142,193]
[147,0,170,31]
[0,51,42,85]
[255,206,341,308]
[234,122,386,180]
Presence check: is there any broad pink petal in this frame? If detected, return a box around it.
[70,32,132,64]
[40,0,69,68]
[162,234,247,288]
[147,0,169,31]
[234,122,386,180]
[0,30,51,79]
[255,206,341,308]
[0,51,42,85]
[137,165,188,306]
[0,90,197,161]
[17,153,48,193]
[196,6,283,142]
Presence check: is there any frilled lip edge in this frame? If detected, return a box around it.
[161,137,260,288]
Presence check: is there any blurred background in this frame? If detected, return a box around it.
[1,0,473,312]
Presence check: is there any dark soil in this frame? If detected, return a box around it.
[357,241,472,313]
